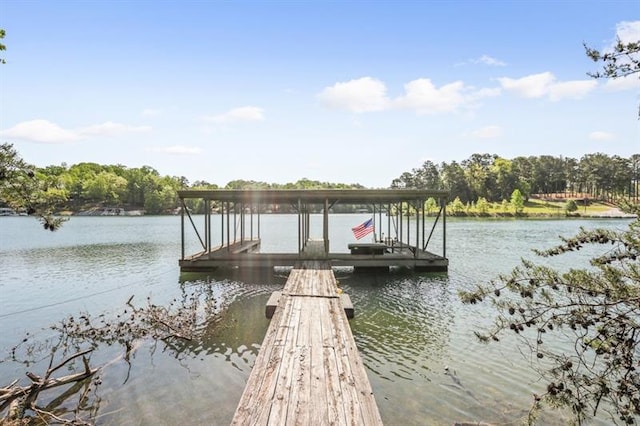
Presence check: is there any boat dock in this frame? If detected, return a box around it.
[177,189,449,272]
[175,190,448,423]
[231,260,383,425]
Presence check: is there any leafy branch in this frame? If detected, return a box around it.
[0,143,68,230]
[460,214,640,424]
[585,38,640,79]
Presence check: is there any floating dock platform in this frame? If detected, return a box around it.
[178,189,448,273]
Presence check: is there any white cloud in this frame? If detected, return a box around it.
[317,77,388,112]
[473,55,507,66]
[589,131,615,140]
[78,121,151,137]
[548,80,598,101]
[204,106,265,123]
[469,125,503,139]
[498,72,597,101]
[456,55,507,67]
[0,119,80,143]
[150,145,203,155]
[319,77,498,115]
[142,108,162,117]
[394,79,466,114]
[497,72,555,98]
[615,20,640,44]
[470,87,502,100]
[0,119,152,144]
[604,73,640,91]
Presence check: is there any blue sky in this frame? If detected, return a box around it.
[1,1,638,188]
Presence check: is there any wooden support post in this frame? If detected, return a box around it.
[180,198,185,260]
[421,199,425,252]
[415,199,419,258]
[226,201,230,251]
[221,200,225,248]
[205,199,210,253]
[297,199,302,254]
[399,202,403,245]
[387,203,391,244]
[324,198,329,254]
[443,199,447,259]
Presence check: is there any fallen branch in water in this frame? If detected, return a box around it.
[2,288,219,424]
[1,349,98,424]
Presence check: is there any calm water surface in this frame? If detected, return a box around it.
[0,215,633,425]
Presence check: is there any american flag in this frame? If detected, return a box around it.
[352,218,374,240]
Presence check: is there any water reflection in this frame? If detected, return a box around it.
[172,269,286,368]
[334,272,453,381]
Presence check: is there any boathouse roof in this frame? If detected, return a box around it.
[177,188,449,204]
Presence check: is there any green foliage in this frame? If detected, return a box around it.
[565,199,578,214]
[510,189,525,214]
[391,152,639,205]
[82,171,128,204]
[0,143,67,230]
[460,215,640,424]
[0,28,6,64]
[447,196,465,215]
[2,144,371,217]
[424,197,438,214]
[585,38,640,80]
[144,185,177,214]
[475,197,489,215]
[224,178,364,191]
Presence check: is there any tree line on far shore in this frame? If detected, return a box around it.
[391,152,640,205]
[1,144,638,218]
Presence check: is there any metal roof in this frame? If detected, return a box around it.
[177,189,449,204]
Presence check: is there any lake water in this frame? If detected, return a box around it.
[0,215,633,425]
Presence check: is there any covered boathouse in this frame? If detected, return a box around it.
[178,188,449,272]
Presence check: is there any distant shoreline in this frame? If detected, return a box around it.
[442,207,637,220]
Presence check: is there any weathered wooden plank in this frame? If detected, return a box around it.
[328,301,363,425]
[295,295,312,348]
[330,298,383,425]
[248,292,300,424]
[258,345,297,424]
[233,290,293,423]
[314,298,343,425]
[284,296,302,348]
[321,295,338,349]
[321,269,337,297]
[285,345,311,425]
[309,269,318,296]
[282,269,299,294]
[309,343,329,423]
[273,296,295,346]
[322,345,348,425]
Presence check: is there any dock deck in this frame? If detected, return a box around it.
[231,261,383,425]
[179,238,447,271]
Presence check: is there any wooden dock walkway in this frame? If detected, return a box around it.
[232,261,383,425]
